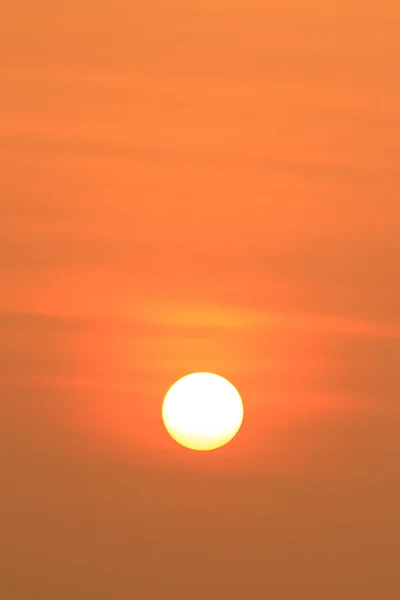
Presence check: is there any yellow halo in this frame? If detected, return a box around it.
[162,372,244,451]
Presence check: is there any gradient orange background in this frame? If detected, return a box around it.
[1,1,400,598]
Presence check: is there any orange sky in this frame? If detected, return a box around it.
[1,1,400,598]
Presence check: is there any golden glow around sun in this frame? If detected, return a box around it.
[162,373,244,451]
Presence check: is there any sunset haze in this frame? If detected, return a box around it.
[1,1,400,598]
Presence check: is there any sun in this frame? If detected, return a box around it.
[162,372,244,451]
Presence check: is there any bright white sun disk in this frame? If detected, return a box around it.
[162,372,244,451]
